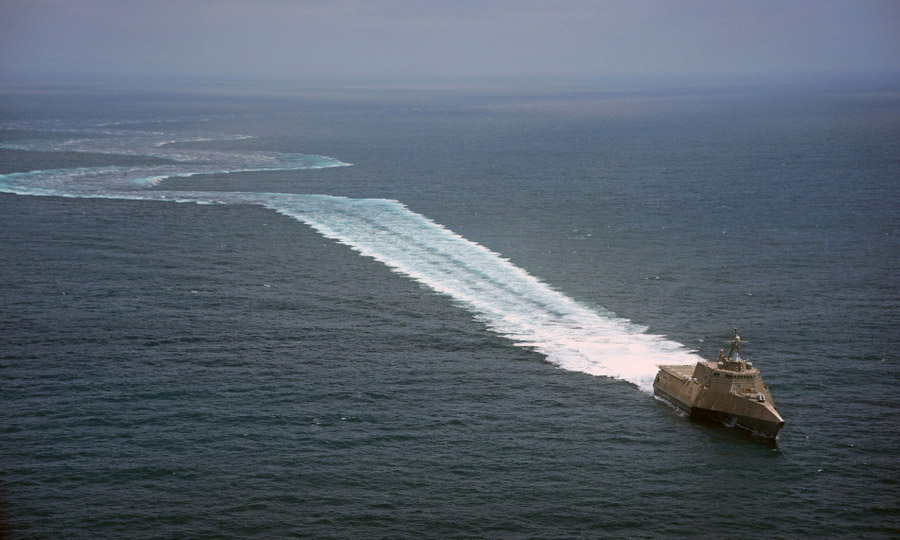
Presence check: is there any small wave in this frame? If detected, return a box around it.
[153,134,258,147]
[154,137,214,147]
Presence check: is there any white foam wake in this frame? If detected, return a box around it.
[260,195,699,390]
[1,124,698,391]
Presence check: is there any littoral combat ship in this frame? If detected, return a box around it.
[653,330,785,439]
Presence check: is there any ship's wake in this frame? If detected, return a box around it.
[1,123,698,391]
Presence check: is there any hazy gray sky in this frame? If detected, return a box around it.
[2,0,898,83]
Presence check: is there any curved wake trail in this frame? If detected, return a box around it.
[1,124,698,391]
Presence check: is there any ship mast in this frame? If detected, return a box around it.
[727,328,746,361]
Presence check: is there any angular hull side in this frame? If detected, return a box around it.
[654,363,785,439]
[652,365,698,414]
[691,408,784,439]
[653,384,691,415]
[692,387,785,439]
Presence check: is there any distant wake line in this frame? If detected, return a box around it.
[1,124,697,391]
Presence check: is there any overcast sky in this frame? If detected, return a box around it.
[2,0,898,84]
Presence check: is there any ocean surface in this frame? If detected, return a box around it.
[1,78,898,538]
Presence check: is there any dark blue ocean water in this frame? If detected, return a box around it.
[1,79,898,538]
